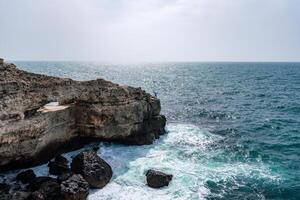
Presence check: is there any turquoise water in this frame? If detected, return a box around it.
[13,62,300,199]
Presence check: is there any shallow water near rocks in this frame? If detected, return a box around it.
[4,62,300,199]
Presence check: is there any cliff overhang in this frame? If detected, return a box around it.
[0,62,166,172]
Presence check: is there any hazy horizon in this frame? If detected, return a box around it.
[1,0,300,62]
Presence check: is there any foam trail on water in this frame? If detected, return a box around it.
[89,123,281,200]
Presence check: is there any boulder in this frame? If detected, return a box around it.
[61,174,89,200]
[146,169,173,188]
[16,169,36,184]
[27,178,61,200]
[71,151,112,188]
[48,155,70,175]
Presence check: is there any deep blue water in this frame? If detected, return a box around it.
[12,62,300,199]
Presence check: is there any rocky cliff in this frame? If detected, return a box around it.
[0,62,166,172]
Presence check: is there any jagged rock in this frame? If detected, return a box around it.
[146,169,173,188]
[0,62,166,172]
[48,155,70,175]
[16,169,36,184]
[71,151,112,188]
[61,174,89,200]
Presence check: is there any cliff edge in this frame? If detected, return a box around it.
[0,62,166,172]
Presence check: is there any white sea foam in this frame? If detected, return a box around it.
[0,123,281,200]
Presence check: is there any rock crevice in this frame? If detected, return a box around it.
[0,62,166,172]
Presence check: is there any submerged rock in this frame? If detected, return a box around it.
[71,151,112,188]
[146,169,173,188]
[0,62,166,172]
[16,169,36,184]
[61,174,89,200]
[48,155,70,175]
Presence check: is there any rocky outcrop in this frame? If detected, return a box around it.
[71,151,112,188]
[0,62,166,172]
[146,169,173,188]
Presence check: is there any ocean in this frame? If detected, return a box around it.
[9,62,300,199]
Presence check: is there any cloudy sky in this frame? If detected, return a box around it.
[0,0,299,62]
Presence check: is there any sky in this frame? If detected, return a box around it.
[0,0,300,62]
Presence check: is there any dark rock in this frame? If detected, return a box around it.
[0,183,10,200]
[71,151,112,188]
[146,169,173,188]
[16,169,36,184]
[28,191,44,200]
[57,173,72,184]
[28,178,61,200]
[92,146,99,152]
[0,183,10,192]
[10,191,31,200]
[27,177,56,191]
[61,174,89,200]
[48,155,70,175]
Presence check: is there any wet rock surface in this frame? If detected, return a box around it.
[146,169,173,188]
[0,62,166,172]
[71,151,112,188]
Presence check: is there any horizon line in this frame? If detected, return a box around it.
[7,60,300,64]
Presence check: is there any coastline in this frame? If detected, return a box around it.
[0,61,166,171]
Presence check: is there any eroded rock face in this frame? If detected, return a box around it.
[71,151,112,188]
[0,62,166,172]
